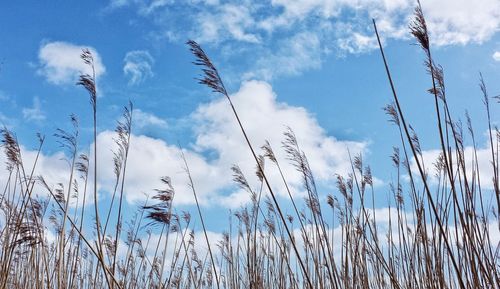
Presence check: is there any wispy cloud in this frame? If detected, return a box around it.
[493,51,500,61]
[193,4,260,44]
[123,50,154,85]
[108,0,499,81]
[133,108,167,129]
[108,0,131,9]
[244,32,322,79]
[22,96,45,122]
[37,41,105,85]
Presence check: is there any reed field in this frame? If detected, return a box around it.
[0,3,498,289]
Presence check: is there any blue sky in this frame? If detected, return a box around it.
[0,0,499,229]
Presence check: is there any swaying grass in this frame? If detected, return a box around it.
[0,4,498,289]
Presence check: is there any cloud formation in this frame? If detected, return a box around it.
[411,145,499,191]
[104,80,366,207]
[422,0,500,46]
[22,96,46,122]
[1,81,366,208]
[0,144,77,202]
[108,0,500,79]
[38,41,105,85]
[243,32,322,79]
[123,50,154,85]
[133,108,168,130]
[493,51,500,61]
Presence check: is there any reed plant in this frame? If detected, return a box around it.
[0,3,497,289]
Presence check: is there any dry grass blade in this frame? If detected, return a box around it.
[186,40,227,97]
[409,1,429,52]
[77,49,97,106]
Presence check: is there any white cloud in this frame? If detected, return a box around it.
[22,96,45,122]
[38,41,105,85]
[191,80,367,202]
[422,0,500,46]
[123,50,154,85]
[493,51,500,61]
[337,32,378,54]
[133,229,223,277]
[94,130,224,205]
[0,144,82,205]
[93,81,366,207]
[216,188,253,209]
[411,145,499,191]
[105,0,497,82]
[244,32,322,79]
[263,0,413,54]
[194,4,260,44]
[270,0,500,47]
[139,0,174,15]
[133,109,167,129]
[1,81,366,208]
[0,132,213,207]
[270,0,341,21]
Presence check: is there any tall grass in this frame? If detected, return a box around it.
[0,4,498,289]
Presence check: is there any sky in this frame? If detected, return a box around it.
[0,0,499,231]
